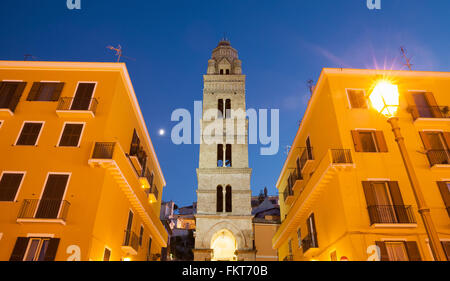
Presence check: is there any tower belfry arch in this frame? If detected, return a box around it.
[194,40,255,261]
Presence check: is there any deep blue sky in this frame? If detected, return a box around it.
[1,1,449,207]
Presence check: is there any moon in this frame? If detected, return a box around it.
[158,129,165,136]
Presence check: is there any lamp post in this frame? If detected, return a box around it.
[369,80,447,261]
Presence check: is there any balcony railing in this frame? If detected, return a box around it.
[408,105,450,120]
[122,230,140,254]
[367,205,416,225]
[57,97,98,116]
[301,233,318,253]
[17,199,70,222]
[299,147,314,171]
[0,91,21,113]
[331,149,353,164]
[283,255,294,261]
[92,142,116,159]
[283,184,294,203]
[426,149,450,166]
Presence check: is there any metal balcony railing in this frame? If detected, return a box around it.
[57,97,98,115]
[0,91,21,113]
[123,230,140,253]
[331,149,353,164]
[18,199,70,221]
[367,205,416,225]
[91,142,116,159]
[299,147,314,171]
[407,105,450,120]
[301,233,318,253]
[426,149,450,166]
[283,184,294,203]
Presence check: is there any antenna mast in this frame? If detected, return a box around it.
[400,46,413,70]
[106,45,135,62]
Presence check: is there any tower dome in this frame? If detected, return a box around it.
[207,39,242,75]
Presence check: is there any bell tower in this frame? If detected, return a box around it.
[193,40,255,261]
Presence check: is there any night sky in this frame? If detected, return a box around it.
[1,0,449,207]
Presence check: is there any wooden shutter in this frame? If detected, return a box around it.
[9,237,30,261]
[27,82,41,101]
[437,182,450,217]
[405,92,419,119]
[388,181,409,223]
[17,123,42,145]
[375,131,388,152]
[362,181,377,224]
[419,131,432,150]
[44,238,60,261]
[52,83,65,101]
[0,173,24,201]
[59,124,83,147]
[351,130,363,152]
[444,132,450,148]
[441,241,450,261]
[375,241,389,261]
[424,92,442,118]
[405,241,422,261]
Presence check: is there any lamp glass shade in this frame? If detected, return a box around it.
[369,81,400,117]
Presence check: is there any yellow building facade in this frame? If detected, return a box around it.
[0,61,168,261]
[273,68,450,261]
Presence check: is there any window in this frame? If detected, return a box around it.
[216,185,223,212]
[347,89,367,108]
[0,172,24,201]
[36,174,70,219]
[71,82,95,110]
[442,241,450,261]
[225,144,232,167]
[16,122,44,146]
[226,69,230,75]
[297,228,302,248]
[130,129,141,156]
[330,250,337,261]
[362,181,412,224]
[225,185,232,212]
[10,237,60,261]
[437,182,450,217]
[58,123,84,147]
[218,99,224,118]
[419,131,450,165]
[351,130,388,152]
[139,225,144,246]
[217,144,223,167]
[306,213,318,248]
[407,92,442,119]
[0,82,26,112]
[220,69,224,75]
[27,82,64,101]
[225,99,231,118]
[147,237,153,261]
[288,239,292,255]
[103,248,111,261]
[376,241,422,261]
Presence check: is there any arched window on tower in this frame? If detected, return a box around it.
[217,144,223,167]
[225,144,232,167]
[220,69,224,75]
[225,99,231,119]
[217,185,223,212]
[225,185,232,212]
[218,99,224,118]
[226,69,230,75]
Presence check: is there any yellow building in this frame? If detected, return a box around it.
[0,61,168,261]
[273,68,450,261]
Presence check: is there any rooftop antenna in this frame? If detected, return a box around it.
[106,45,135,62]
[284,145,291,156]
[400,46,413,70]
[307,79,315,95]
[24,54,37,61]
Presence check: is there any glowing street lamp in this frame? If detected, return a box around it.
[368,80,447,261]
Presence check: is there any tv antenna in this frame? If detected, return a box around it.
[400,46,413,70]
[24,54,38,61]
[106,45,135,62]
[307,79,315,94]
[284,145,291,156]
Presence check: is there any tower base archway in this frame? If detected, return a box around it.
[210,229,237,261]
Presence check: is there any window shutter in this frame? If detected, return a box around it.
[424,92,442,118]
[405,92,419,119]
[419,131,432,151]
[0,173,24,201]
[351,130,363,152]
[52,83,65,101]
[405,241,422,261]
[44,238,60,261]
[375,241,389,261]
[443,132,450,148]
[388,181,409,223]
[441,241,450,261]
[362,182,377,224]
[9,237,30,261]
[375,131,388,152]
[27,82,41,101]
[437,182,450,217]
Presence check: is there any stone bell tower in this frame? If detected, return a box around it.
[193,40,255,261]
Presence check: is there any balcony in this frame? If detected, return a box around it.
[408,105,450,125]
[299,147,314,176]
[367,205,416,227]
[301,234,319,254]
[283,255,294,261]
[56,97,98,118]
[122,230,139,255]
[273,149,354,249]
[88,142,168,247]
[283,185,294,205]
[426,149,450,168]
[17,199,70,225]
[0,92,21,117]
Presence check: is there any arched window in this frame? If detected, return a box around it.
[217,144,223,167]
[226,69,230,75]
[225,144,232,167]
[220,69,224,75]
[225,185,232,212]
[217,185,223,212]
[218,99,224,118]
[225,99,231,119]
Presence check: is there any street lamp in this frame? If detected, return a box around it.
[368,80,447,261]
